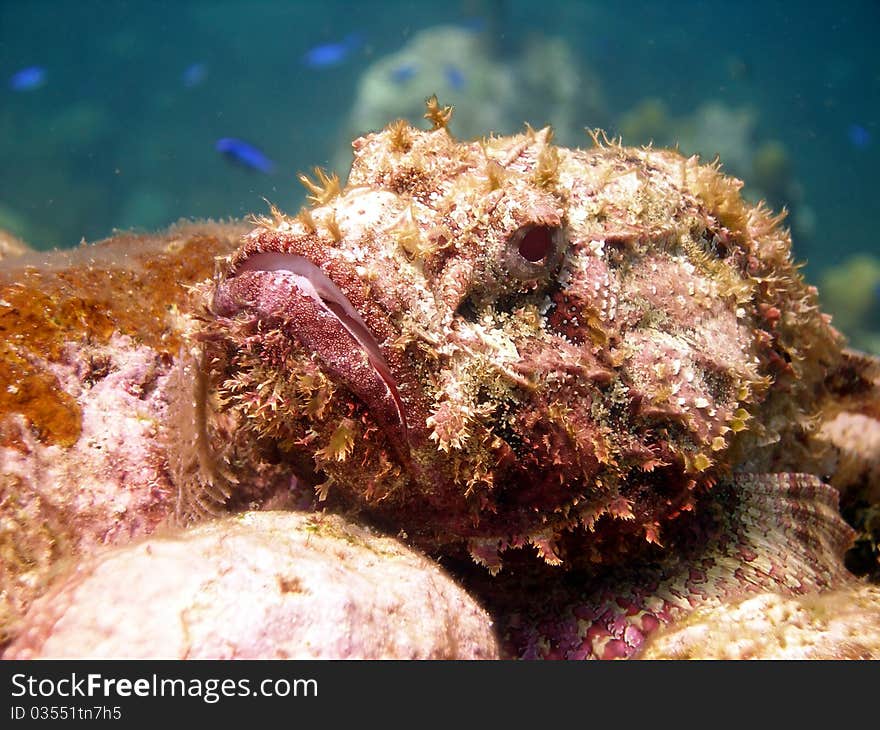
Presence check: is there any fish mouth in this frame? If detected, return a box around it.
[212,251,411,459]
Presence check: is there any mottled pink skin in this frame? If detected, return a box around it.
[220,221,434,447]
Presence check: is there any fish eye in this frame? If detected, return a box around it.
[504,224,565,279]
[517,226,553,262]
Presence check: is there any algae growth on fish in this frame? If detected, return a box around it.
[1,100,878,658]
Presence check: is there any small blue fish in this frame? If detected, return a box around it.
[9,65,46,91]
[389,63,418,84]
[182,62,207,88]
[444,64,466,91]
[302,32,364,69]
[215,138,276,174]
[848,124,871,148]
[460,17,487,33]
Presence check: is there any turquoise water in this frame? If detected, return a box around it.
[1,1,877,306]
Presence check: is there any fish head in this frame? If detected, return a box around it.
[203,112,843,571]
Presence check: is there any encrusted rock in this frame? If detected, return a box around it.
[0,221,255,640]
[638,584,880,659]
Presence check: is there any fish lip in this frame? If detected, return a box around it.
[216,249,412,454]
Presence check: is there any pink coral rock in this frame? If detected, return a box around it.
[3,511,499,659]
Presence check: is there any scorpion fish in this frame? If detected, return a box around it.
[1,100,878,658]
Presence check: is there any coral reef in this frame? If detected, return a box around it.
[2,106,879,659]
[0,228,31,261]
[619,100,811,239]
[818,254,880,355]
[335,25,605,173]
[4,511,499,659]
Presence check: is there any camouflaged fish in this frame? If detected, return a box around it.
[1,99,878,657]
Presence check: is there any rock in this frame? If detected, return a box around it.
[3,511,500,659]
[638,584,880,659]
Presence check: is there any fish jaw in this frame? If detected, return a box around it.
[211,251,419,469]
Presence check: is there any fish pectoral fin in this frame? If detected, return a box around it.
[825,348,880,420]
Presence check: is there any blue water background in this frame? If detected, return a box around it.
[0,0,877,286]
